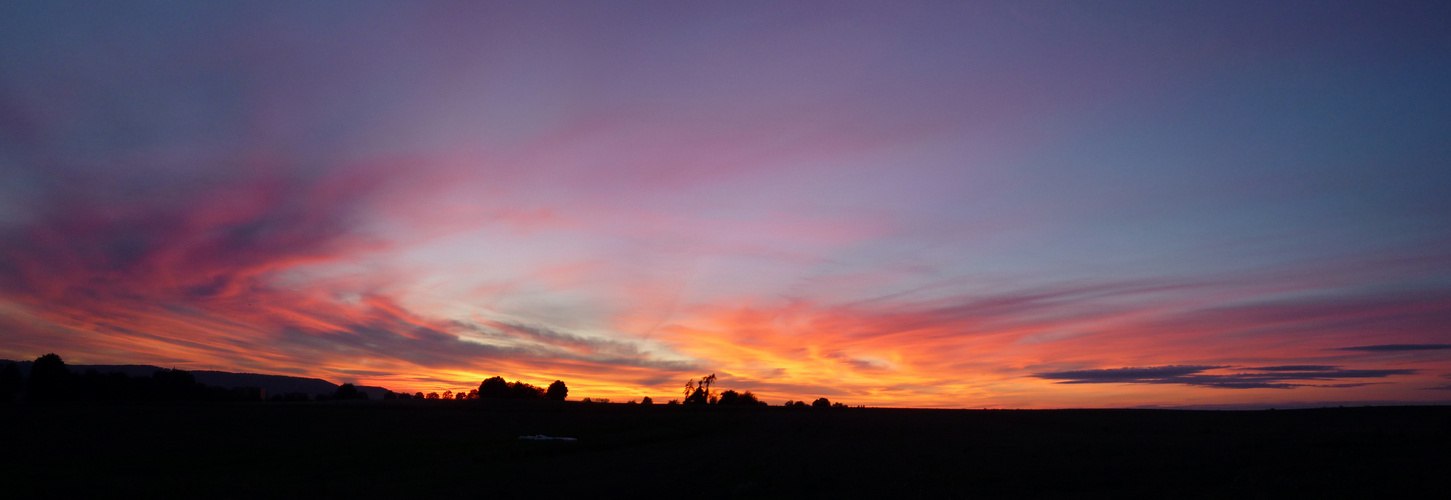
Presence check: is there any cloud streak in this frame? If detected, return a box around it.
[1035,365,1418,389]
[1333,344,1451,352]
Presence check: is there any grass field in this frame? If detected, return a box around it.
[5,402,1448,498]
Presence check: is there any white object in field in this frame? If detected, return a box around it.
[518,434,578,441]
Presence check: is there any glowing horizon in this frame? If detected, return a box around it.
[2,1,1450,408]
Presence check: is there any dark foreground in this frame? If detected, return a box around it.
[5,402,1448,498]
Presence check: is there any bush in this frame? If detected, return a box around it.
[334,383,361,400]
[478,376,509,398]
[26,353,73,402]
[546,380,568,401]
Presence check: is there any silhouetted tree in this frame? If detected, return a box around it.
[79,369,135,401]
[682,373,717,405]
[26,353,73,402]
[714,389,764,406]
[478,376,509,398]
[467,389,478,399]
[427,392,440,400]
[740,391,763,406]
[684,387,708,405]
[414,392,425,399]
[455,392,466,400]
[667,399,679,405]
[443,390,453,400]
[334,383,361,400]
[812,397,831,408]
[546,380,568,401]
[383,390,397,400]
[151,368,200,400]
[0,362,22,403]
[508,381,544,399]
[641,396,653,405]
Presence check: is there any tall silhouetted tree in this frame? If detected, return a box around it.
[546,380,568,401]
[26,353,73,402]
[1,362,22,403]
[701,373,715,397]
[684,387,707,405]
[683,373,716,405]
[479,376,509,398]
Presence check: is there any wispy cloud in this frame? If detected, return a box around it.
[1333,344,1451,352]
[1034,365,1417,389]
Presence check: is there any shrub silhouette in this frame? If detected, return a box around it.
[150,368,201,400]
[641,396,653,405]
[717,390,740,405]
[1,362,23,403]
[26,353,73,402]
[334,383,361,400]
[812,398,832,408]
[739,391,763,406]
[714,389,765,406]
[508,381,544,399]
[478,376,510,398]
[546,380,568,401]
[478,376,550,400]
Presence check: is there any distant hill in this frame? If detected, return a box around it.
[2,360,391,399]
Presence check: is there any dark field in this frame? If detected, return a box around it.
[5,402,1449,498]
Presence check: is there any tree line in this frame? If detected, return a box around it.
[2,356,853,408]
[0,354,263,403]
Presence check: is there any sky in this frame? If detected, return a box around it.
[2,1,1450,408]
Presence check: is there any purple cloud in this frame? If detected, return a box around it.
[1035,365,1418,390]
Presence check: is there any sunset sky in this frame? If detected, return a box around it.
[2,1,1450,408]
